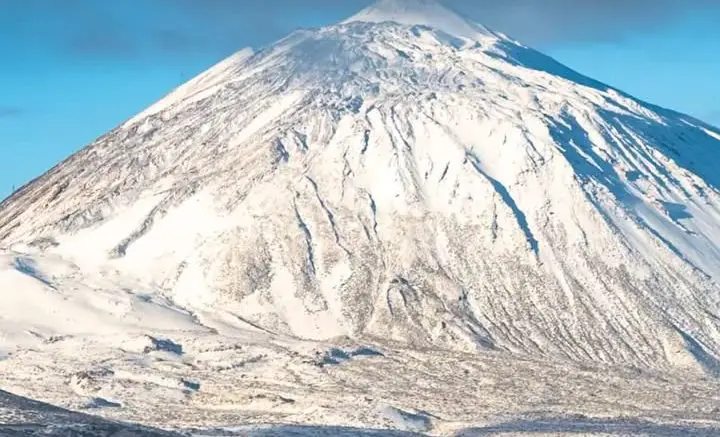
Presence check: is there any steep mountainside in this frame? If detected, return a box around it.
[1,0,720,376]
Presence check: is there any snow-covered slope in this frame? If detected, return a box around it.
[2,0,720,386]
[345,0,497,40]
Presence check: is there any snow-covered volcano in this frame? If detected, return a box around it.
[2,0,720,376]
[345,0,497,39]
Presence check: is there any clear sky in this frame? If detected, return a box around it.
[1,0,719,199]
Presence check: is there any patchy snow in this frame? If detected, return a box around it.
[2,0,720,370]
[124,47,255,126]
[2,0,720,435]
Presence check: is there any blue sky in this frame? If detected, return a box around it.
[1,0,719,199]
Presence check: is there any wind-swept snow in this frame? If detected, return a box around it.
[344,0,496,40]
[124,47,255,126]
[1,0,720,435]
[3,17,718,369]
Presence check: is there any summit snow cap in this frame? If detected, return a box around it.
[344,0,496,40]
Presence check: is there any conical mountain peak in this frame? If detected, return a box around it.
[344,0,494,39]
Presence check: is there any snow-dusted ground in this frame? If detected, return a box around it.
[2,0,720,435]
[4,304,720,436]
[4,333,720,436]
[2,252,720,435]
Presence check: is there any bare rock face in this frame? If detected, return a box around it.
[2,0,720,374]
